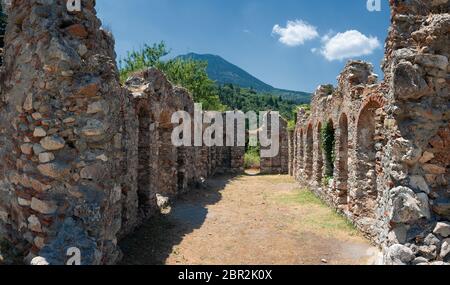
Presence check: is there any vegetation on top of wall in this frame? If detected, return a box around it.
[321,121,335,178]
[119,42,225,111]
[296,104,311,117]
[322,84,335,95]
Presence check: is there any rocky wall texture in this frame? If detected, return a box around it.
[0,0,126,264]
[291,0,450,265]
[0,1,244,265]
[380,0,450,265]
[260,112,289,175]
[292,61,386,240]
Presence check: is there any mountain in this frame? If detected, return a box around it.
[176,53,311,104]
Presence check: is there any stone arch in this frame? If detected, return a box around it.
[336,113,349,205]
[354,98,384,215]
[315,122,324,184]
[305,124,314,179]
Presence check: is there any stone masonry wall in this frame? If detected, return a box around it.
[260,112,289,175]
[0,1,244,265]
[0,0,126,264]
[290,0,450,265]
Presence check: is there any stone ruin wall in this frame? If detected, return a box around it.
[293,61,386,239]
[260,112,289,175]
[0,0,446,266]
[290,0,450,265]
[0,0,244,265]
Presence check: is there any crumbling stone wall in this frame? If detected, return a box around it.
[0,0,126,264]
[122,68,245,232]
[292,62,385,238]
[288,130,294,176]
[379,0,450,265]
[260,112,289,175]
[0,0,244,265]
[291,0,450,265]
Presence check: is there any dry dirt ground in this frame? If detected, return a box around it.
[120,173,380,265]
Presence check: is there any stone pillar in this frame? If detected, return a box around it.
[313,123,323,185]
[0,0,125,264]
[290,129,297,177]
[380,0,450,265]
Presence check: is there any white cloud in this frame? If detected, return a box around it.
[319,30,381,61]
[272,20,319,47]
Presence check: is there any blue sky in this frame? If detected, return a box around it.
[96,0,390,93]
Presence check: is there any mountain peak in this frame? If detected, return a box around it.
[177,53,275,91]
[176,53,311,103]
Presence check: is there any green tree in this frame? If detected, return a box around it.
[163,58,224,110]
[119,42,224,110]
[119,42,169,82]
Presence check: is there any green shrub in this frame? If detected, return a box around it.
[321,121,335,177]
[322,176,333,187]
[244,151,260,169]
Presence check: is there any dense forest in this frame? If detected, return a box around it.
[217,84,299,122]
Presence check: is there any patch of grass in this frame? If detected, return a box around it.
[278,189,324,206]
[276,189,358,236]
[305,209,357,234]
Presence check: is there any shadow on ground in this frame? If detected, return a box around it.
[119,173,239,265]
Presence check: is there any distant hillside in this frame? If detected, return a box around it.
[176,53,311,104]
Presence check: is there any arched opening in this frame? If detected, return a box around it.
[137,106,152,217]
[355,100,383,215]
[158,111,178,197]
[337,114,349,205]
[305,124,313,179]
[322,119,336,179]
[175,113,188,193]
[177,146,186,193]
[315,123,324,184]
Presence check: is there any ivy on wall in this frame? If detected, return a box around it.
[321,121,335,178]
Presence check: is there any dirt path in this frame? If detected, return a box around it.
[120,174,380,265]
